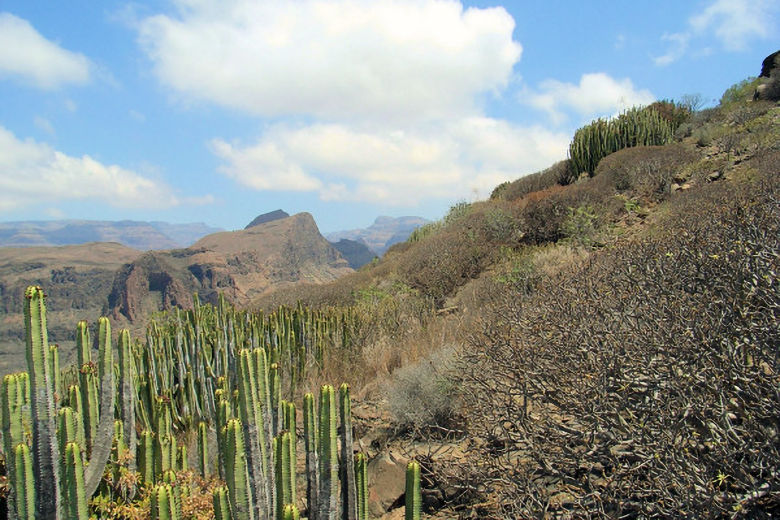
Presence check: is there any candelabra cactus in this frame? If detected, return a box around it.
[14,286,116,520]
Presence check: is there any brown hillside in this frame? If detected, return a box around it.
[108,212,352,324]
[0,242,141,371]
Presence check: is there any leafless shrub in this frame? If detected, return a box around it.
[454,176,780,518]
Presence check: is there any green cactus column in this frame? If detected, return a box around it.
[339,384,357,520]
[213,485,231,520]
[318,384,338,520]
[13,442,35,520]
[150,483,180,520]
[76,320,99,454]
[303,392,319,520]
[62,442,88,520]
[24,285,60,519]
[405,461,422,520]
[138,430,155,485]
[118,329,137,471]
[2,371,28,517]
[223,418,253,520]
[236,348,270,520]
[275,430,296,520]
[198,421,209,478]
[83,316,117,500]
[283,504,301,520]
[354,453,368,520]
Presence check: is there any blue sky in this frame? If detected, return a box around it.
[0,1,776,233]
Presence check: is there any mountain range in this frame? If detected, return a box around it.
[0,219,223,250]
[325,215,429,256]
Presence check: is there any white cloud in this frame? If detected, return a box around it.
[654,0,777,65]
[0,13,91,89]
[0,125,187,211]
[210,120,569,205]
[137,0,521,123]
[690,0,775,51]
[523,73,656,124]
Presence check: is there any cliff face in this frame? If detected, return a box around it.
[0,242,142,372]
[108,212,352,322]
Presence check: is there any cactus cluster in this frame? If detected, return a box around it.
[568,106,676,179]
[0,287,402,520]
[0,287,120,520]
[133,295,361,435]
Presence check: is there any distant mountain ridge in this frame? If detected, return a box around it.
[326,215,429,256]
[0,220,223,250]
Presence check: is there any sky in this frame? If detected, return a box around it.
[0,1,776,233]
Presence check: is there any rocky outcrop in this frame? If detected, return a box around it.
[108,212,352,322]
[244,209,290,229]
[754,50,780,101]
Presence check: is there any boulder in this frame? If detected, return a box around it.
[754,50,780,101]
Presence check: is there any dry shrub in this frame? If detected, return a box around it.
[492,160,572,201]
[595,143,700,201]
[386,345,462,438]
[455,175,780,518]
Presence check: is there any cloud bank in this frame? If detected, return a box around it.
[0,125,189,211]
[137,0,521,123]
[0,12,91,89]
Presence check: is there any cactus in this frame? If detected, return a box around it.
[2,372,28,516]
[177,444,188,472]
[138,430,155,485]
[213,485,232,520]
[405,461,422,520]
[318,384,338,520]
[283,504,301,520]
[62,442,88,520]
[198,421,209,478]
[223,418,253,520]
[354,453,368,520]
[150,483,180,520]
[236,348,271,520]
[303,392,319,519]
[25,285,61,519]
[13,442,35,520]
[339,384,357,520]
[117,329,137,471]
[274,430,296,520]
[76,320,99,454]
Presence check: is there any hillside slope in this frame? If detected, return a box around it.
[251,73,779,518]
